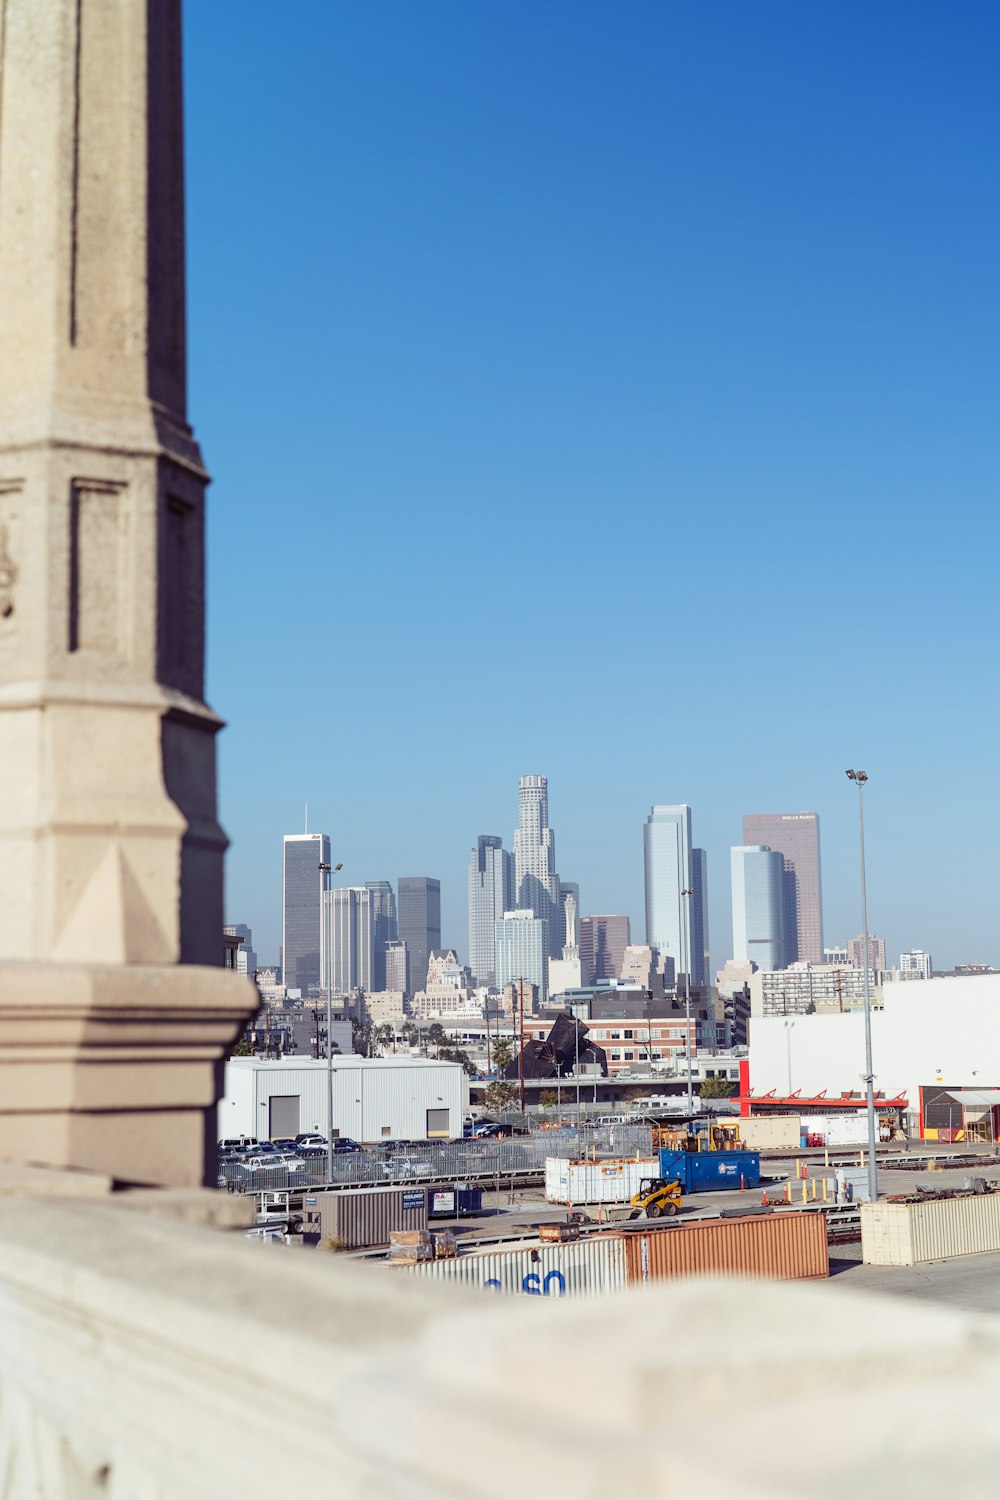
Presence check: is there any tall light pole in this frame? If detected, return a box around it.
[318,859,343,1185]
[846,770,878,1202]
[681,887,694,1114]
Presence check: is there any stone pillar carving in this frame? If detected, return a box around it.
[0,0,256,1184]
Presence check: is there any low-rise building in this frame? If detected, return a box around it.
[217,1055,467,1142]
[749,974,1000,1139]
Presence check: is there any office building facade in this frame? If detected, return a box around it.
[513,775,562,959]
[643,805,699,984]
[900,949,933,980]
[467,836,514,987]
[848,932,886,974]
[384,938,410,996]
[690,848,710,988]
[742,812,824,965]
[323,886,375,995]
[495,909,548,1004]
[364,880,398,991]
[579,915,631,984]
[224,923,257,978]
[730,846,785,972]
[282,833,330,996]
[397,876,441,997]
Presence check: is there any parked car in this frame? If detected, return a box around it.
[240,1152,305,1174]
[218,1137,258,1154]
[382,1157,433,1181]
[295,1133,327,1150]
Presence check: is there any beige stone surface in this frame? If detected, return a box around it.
[0,1163,112,1197]
[0,1199,999,1496]
[111,1186,255,1229]
[0,0,257,1187]
[0,962,256,1185]
[0,0,227,967]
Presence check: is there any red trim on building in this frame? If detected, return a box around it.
[739,1058,751,1118]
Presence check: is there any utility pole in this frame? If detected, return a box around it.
[318,860,342,1184]
[517,978,526,1115]
[846,770,879,1203]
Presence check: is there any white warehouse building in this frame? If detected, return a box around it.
[750,975,1000,1140]
[218,1056,468,1143]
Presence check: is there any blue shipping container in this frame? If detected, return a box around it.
[658,1149,761,1192]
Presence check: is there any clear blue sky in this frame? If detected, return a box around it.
[185,1,999,973]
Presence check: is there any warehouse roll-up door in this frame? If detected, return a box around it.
[269,1095,300,1139]
[426,1108,449,1139]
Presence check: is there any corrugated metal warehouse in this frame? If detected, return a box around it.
[218,1056,467,1142]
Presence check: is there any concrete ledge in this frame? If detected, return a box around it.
[2,1200,1000,1496]
[0,1162,113,1197]
[0,962,257,1186]
[112,1186,255,1229]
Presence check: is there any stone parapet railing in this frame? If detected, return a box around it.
[0,1195,999,1497]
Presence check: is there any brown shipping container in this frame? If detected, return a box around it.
[622,1212,829,1284]
[304,1187,429,1249]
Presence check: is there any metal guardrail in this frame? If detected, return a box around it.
[219,1125,655,1195]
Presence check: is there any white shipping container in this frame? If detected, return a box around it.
[863,1193,1000,1266]
[800,1113,870,1147]
[398,1235,627,1296]
[544,1157,658,1205]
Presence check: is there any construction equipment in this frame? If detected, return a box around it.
[628,1177,682,1219]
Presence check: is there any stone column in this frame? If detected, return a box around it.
[0,0,257,1184]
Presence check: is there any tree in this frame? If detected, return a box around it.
[482,1081,518,1114]
[351,1017,372,1057]
[373,1023,396,1054]
[700,1076,735,1099]
[426,1022,448,1053]
[538,1089,559,1108]
[491,1038,513,1070]
[232,1039,252,1057]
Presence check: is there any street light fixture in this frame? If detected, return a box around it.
[846,770,878,1202]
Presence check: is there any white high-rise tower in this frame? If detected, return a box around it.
[513,775,562,959]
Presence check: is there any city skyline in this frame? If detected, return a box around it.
[257,781,955,984]
[196,4,997,980]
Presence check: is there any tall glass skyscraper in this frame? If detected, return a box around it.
[513,774,562,959]
[397,877,441,996]
[364,880,398,991]
[643,805,692,983]
[467,836,513,986]
[579,914,631,983]
[281,832,330,995]
[495,909,548,1003]
[742,813,823,964]
[730,845,785,971]
[323,886,375,994]
[690,848,710,989]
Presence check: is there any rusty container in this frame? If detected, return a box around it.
[622,1211,829,1284]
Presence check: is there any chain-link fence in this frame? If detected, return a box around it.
[218,1124,654,1195]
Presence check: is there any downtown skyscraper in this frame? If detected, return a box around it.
[513,774,562,959]
[281,832,330,995]
[467,835,514,986]
[322,886,375,994]
[364,880,398,991]
[642,805,710,987]
[397,877,441,996]
[742,812,823,964]
[730,845,785,971]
